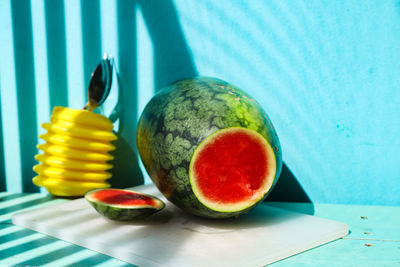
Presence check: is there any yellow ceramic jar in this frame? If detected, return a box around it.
[33,106,117,197]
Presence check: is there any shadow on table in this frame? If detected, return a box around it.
[265,162,315,215]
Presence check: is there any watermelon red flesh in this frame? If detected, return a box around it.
[189,127,276,212]
[192,129,269,204]
[92,189,157,207]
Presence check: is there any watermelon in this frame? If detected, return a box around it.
[137,77,282,219]
[85,189,165,221]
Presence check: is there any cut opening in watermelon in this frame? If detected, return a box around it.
[189,127,276,212]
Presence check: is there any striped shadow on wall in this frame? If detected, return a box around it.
[0,0,197,193]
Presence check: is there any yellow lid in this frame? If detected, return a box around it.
[51,106,113,131]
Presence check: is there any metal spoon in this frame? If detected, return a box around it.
[84,54,114,111]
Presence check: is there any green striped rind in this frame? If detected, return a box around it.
[85,190,165,221]
[137,77,282,219]
[87,201,162,221]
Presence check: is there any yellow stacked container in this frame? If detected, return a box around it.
[33,106,117,197]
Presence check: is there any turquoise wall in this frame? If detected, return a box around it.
[0,0,399,206]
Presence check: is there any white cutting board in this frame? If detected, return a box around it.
[13,184,348,267]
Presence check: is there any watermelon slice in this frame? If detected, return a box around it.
[85,189,165,221]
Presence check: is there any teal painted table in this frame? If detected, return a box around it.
[0,192,399,266]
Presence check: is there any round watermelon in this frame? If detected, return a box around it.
[137,77,282,219]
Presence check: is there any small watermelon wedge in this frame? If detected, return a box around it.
[85,189,165,221]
